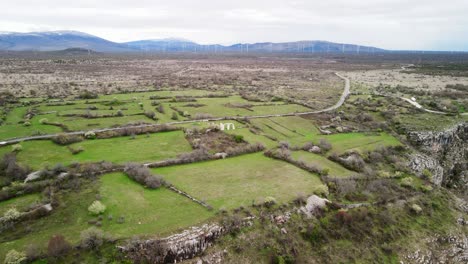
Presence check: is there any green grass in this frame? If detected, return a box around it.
[0,131,192,170]
[291,151,356,178]
[173,96,310,119]
[0,193,41,216]
[153,153,326,210]
[99,172,214,238]
[0,110,63,140]
[322,132,402,154]
[0,186,98,261]
[398,113,468,132]
[0,172,214,261]
[250,116,320,146]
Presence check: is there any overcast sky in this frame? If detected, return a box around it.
[1,0,468,51]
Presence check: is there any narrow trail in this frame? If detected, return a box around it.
[1,72,350,146]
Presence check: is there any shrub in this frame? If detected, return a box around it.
[78,90,98,99]
[232,134,244,143]
[144,111,156,120]
[47,235,71,257]
[263,196,277,207]
[25,244,42,260]
[410,204,422,214]
[11,144,22,152]
[88,201,106,215]
[3,208,22,221]
[52,133,83,145]
[400,177,414,189]
[0,153,30,182]
[39,118,48,124]
[84,131,96,139]
[80,227,109,250]
[144,176,163,189]
[422,169,432,181]
[318,139,332,152]
[23,121,31,127]
[4,250,27,264]
[329,153,366,172]
[117,216,125,224]
[192,113,213,120]
[124,163,164,188]
[67,146,84,155]
[171,111,179,120]
[157,104,165,114]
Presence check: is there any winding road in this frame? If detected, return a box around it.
[0,72,347,146]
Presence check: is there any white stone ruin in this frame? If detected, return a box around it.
[218,122,235,131]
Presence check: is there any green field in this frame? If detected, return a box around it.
[153,153,326,209]
[0,193,41,216]
[291,151,355,178]
[0,186,98,260]
[0,131,192,170]
[100,172,214,237]
[251,116,319,146]
[0,173,214,260]
[322,132,402,154]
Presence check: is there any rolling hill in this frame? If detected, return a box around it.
[0,30,386,53]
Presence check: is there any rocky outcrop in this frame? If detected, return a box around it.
[120,224,225,263]
[408,123,467,187]
[404,234,468,264]
[300,195,330,218]
[408,154,444,185]
[120,218,254,263]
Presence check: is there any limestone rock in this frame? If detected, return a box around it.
[24,171,41,183]
[300,195,330,218]
[308,146,321,154]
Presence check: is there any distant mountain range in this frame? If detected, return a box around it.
[0,30,457,54]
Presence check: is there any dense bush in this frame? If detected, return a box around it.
[318,139,332,152]
[4,249,27,264]
[67,146,84,155]
[124,163,164,189]
[78,90,98,99]
[80,227,111,250]
[88,201,106,215]
[51,133,84,145]
[144,110,157,120]
[95,124,179,139]
[328,153,366,172]
[171,111,179,120]
[84,131,96,139]
[47,235,71,258]
[2,208,22,222]
[0,153,30,183]
[225,143,265,157]
[11,144,22,152]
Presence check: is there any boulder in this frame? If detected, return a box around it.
[308,146,321,154]
[24,171,41,183]
[214,153,228,159]
[300,195,330,218]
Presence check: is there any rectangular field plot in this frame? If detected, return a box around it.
[100,172,214,237]
[322,132,402,154]
[250,116,319,146]
[291,151,356,178]
[153,153,326,210]
[0,131,192,170]
[173,96,310,118]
